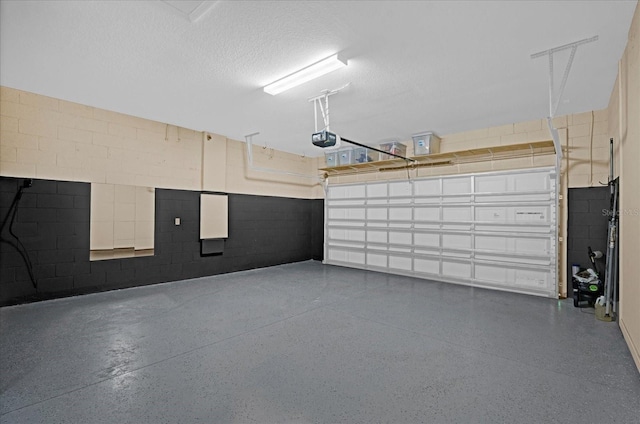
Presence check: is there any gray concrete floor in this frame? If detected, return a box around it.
[1,260,638,424]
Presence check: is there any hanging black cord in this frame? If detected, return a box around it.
[0,181,37,289]
[0,191,20,233]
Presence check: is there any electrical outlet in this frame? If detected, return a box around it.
[175,217,180,226]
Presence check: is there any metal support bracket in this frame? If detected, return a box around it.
[531,35,598,118]
[309,83,350,133]
[244,132,321,183]
[532,35,598,161]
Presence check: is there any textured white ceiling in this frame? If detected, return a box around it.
[1,0,636,157]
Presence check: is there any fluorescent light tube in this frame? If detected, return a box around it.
[264,53,347,95]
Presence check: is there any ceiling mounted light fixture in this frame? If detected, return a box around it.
[264,53,347,95]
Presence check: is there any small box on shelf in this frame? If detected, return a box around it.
[379,141,407,160]
[325,151,338,167]
[353,147,374,163]
[338,147,353,165]
[412,132,441,156]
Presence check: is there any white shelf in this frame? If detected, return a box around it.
[320,140,556,176]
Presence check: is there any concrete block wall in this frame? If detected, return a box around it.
[566,187,610,292]
[0,86,323,199]
[0,176,324,306]
[326,110,611,188]
[0,87,325,305]
[224,138,323,199]
[607,2,640,372]
[564,110,611,188]
[0,177,91,301]
[0,87,202,190]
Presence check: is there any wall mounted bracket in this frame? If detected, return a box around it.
[531,35,599,118]
[532,35,598,162]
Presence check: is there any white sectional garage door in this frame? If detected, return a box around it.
[324,167,558,298]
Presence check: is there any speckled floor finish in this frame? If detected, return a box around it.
[1,260,638,423]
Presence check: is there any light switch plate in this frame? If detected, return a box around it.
[175,217,180,225]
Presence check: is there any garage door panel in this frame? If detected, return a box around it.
[475,235,550,254]
[415,233,439,247]
[513,172,549,192]
[475,265,553,294]
[389,231,412,245]
[328,249,366,265]
[475,224,551,234]
[480,193,550,203]
[367,231,387,244]
[414,258,440,274]
[389,255,412,271]
[442,261,471,278]
[367,253,387,268]
[415,207,440,221]
[442,234,471,249]
[414,179,441,196]
[367,183,387,198]
[475,253,550,266]
[443,206,471,221]
[443,177,471,194]
[389,208,412,220]
[325,168,557,298]
[389,181,412,197]
[475,175,507,193]
[367,208,387,220]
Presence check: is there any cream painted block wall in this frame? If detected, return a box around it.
[0,86,322,199]
[223,138,323,199]
[437,114,609,189]
[0,87,202,190]
[324,111,608,188]
[608,2,640,373]
[201,132,227,192]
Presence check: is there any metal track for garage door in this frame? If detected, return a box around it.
[324,167,558,298]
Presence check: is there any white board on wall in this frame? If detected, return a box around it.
[200,194,228,239]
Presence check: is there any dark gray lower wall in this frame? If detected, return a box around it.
[567,186,611,292]
[0,177,324,306]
